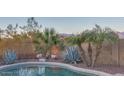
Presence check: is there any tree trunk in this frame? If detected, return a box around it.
[88,43,92,66]
[91,46,102,67]
[78,44,89,66]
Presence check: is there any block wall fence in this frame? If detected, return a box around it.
[0,39,124,66]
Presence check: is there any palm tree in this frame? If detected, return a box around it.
[65,34,89,66]
[33,28,63,58]
[81,30,94,66]
[84,24,118,67]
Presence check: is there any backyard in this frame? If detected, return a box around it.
[0,17,123,76]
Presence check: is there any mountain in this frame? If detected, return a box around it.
[117,32,124,39]
[59,32,124,39]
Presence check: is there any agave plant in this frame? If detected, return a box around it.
[65,34,89,66]
[64,46,81,64]
[3,49,17,64]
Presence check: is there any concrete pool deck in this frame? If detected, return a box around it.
[0,62,112,76]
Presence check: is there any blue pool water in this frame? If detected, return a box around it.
[0,66,96,76]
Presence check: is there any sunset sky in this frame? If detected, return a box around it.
[0,17,124,34]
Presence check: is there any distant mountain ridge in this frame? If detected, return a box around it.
[117,32,124,39]
[59,32,124,39]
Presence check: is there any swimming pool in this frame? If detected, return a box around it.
[0,62,111,76]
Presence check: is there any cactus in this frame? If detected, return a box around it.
[3,49,17,64]
[64,46,81,64]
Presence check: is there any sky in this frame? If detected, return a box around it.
[0,17,124,34]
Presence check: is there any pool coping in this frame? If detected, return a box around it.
[0,62,112,76]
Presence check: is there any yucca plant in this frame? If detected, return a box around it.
[64,46,81,64]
